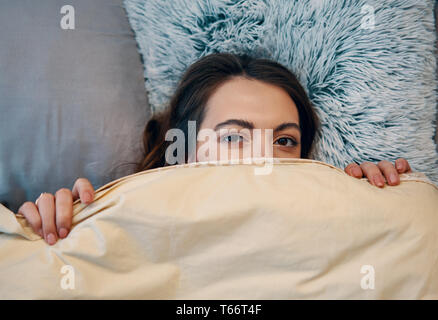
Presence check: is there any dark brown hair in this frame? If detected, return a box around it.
[134,52,319,173]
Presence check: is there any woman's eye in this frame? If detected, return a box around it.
[221,134,244,143]
[274,137,297,147]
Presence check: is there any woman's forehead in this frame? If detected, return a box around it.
[202,77,300,128]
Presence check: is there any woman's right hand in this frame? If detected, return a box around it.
[17,178,95,245]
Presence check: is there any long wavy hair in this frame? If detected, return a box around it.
[131,52,320,173]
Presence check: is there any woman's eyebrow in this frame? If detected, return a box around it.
[214,119,300,133]
[214,119,254,131]
[274,122,301,133]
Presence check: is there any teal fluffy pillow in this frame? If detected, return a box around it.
[124,0,438,183]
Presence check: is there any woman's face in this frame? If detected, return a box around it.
[195,76,301,162]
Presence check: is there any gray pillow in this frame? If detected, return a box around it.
[0,0,151,212]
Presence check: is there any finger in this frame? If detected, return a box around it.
[344,162,363,178]
[377,160,399,186]
[72,178,95,204]
[55,188,73,239]
[360,161,385,188]
[37,193,58,245]
[395,158,412,173]
[17,201,43,237]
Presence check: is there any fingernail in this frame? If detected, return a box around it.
[396,163,403,171]
[58,228,69,238]
[353,167,362,177]
[374,176,384,187]
[84,191,93,203]
[389,173,398,184]
[46,233,57,245]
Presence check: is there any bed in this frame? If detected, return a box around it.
[0,1,437,300]
[1,159,437,299]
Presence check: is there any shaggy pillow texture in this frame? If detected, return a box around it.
[124,0,438,183]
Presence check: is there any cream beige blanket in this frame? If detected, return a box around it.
[1,158,437,299]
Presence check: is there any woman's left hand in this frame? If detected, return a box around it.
[344,158,412,188]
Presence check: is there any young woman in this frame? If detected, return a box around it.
[17,53,412,245]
